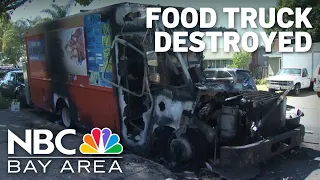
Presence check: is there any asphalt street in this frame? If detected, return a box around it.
[257,90,320,180]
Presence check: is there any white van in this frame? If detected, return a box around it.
[314,64,320,97]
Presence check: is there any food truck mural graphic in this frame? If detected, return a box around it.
[7,128,123,174]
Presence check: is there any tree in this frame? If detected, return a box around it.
[26,16,51,26]
[229,51,252,69]
[0,17,24,64]
[41,3,73,19]
[265,0,320,42]
[1,0,97,16]
[0,0,30,15]
[0,16,51,64]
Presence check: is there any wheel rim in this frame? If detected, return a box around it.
[61,108,71,127]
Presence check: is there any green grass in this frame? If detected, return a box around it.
[0,95,11,109]
[257,84,268,91]
[255,78,268,85]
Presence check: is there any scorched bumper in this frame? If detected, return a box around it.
[219,125,305,168]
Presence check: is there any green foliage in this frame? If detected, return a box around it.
[41,3,73,19]
[0,17,25,64]
[2,0,98,17]
[0,94,11,109]
[256,78,268,85]
[0,0,30,15]
[75,0,96,6]
[265,0,320,42]
[25,16,51,26]
[0,15,50,64]
[230,51,252,69]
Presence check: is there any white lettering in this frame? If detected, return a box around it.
[60,160,74,173]
[200,8,217,28]
[8,160,20,173]
[278,32,294,52]
[241,32,259,52]
[241,8,257,28]
[94,160,105,173]
[259,8,275,28]
[23,160,37,173]
[181,7,198,28]
[162,7,180,28]
[108,160,122,173]
[78,160,90,173]
[223,8,240,28]
[224,32,240,52]
[260,32,277,52]
[155,32,171,52]
[189,32,205,52]
[295,7,312,28]
[277,8,294,28]
[206,32,222,52]
[295,32,312,52]
[8,130,32,155]
[173,31,188,52]
[33,129,54,155]
[38,160,51,173]
[146,8,161,28]
[55,129,76,155]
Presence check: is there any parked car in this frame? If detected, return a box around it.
[267,67,311,96]
[0,70,26,103]
[0,67,20,80]
[203,68,257,90]
[281,49,320,90]
[314,64,320,98]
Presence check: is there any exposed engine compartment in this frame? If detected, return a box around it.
[152,87,289,168]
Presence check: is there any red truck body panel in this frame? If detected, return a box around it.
[24,12,120,133]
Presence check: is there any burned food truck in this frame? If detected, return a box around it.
[24,2,305,170]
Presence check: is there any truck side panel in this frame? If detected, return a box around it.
[25,14,120,133]
[282,52,312,75]
[312,52,320,80]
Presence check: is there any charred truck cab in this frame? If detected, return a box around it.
[24,2,305,173]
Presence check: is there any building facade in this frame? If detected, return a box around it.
[203,48,234,69]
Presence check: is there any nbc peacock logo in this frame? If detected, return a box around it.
[80,127,123,154]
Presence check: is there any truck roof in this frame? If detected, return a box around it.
[25,2,236,36]
[204,68,250,72]
[25,2,185,34]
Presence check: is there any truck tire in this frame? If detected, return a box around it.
[60,104,74,128]
[293,83,301,96]
[317,92,320,98]
[309,82,314,91]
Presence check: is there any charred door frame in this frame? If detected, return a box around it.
[110,34,155,151]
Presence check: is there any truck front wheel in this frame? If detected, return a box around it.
[293,84,301,96]
[317,92,320,98]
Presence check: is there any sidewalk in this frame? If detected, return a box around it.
[0,109,177,180]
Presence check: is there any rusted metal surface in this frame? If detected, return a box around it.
[220,125,305,168]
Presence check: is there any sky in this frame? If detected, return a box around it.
[10,0,278,47]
